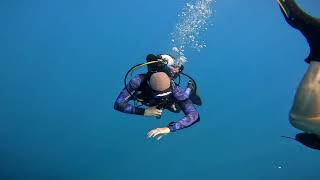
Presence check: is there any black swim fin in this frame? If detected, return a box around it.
[277,0,290,18]
[277,0,320,28]
[277,0,320,63]
[295,133,320,150]
[282,133,320,151]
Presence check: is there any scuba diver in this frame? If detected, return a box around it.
[277,0,320,145]
[114,54,202,140]
[145,53,202,107]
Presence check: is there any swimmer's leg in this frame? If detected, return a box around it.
[290,62,320,136]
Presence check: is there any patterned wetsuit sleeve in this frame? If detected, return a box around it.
[114,75,145,115]
[167,86,200,132]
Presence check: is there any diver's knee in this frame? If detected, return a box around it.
[288,111,313,127]
[289,112,320,134]
[288,111,314,132]
[289,112,303,129]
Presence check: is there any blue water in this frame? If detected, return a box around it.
[1,0,320,179]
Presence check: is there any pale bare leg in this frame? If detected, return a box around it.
[290,61,320,136]
[277,0,320,137]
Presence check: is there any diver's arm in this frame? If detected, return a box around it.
[114,75,145,115]
[167,99,200,132]
[167,87,200,132]
[114,87,145,115]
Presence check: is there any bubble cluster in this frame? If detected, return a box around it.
[170,0,216,65]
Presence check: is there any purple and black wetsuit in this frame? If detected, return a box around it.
[114,74,200,132]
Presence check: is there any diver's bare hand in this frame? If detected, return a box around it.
[147,127,170,140]
[144,106,162,117]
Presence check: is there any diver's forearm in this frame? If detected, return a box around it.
[167,99,200,132]
[114,102,145,115]
[114,83,146,115]
[167,111,200,132]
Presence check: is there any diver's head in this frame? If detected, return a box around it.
[146,54,175,65]
[149,72,172,106]
[149,72,171,92]
[159,54,175,66]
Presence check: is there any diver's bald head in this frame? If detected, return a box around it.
[149,72,171,91]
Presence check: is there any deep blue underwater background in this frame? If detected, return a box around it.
[1,0,320,179]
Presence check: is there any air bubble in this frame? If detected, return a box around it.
[170,0,216,65]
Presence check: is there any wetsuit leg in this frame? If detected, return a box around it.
[278,0,320,63]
